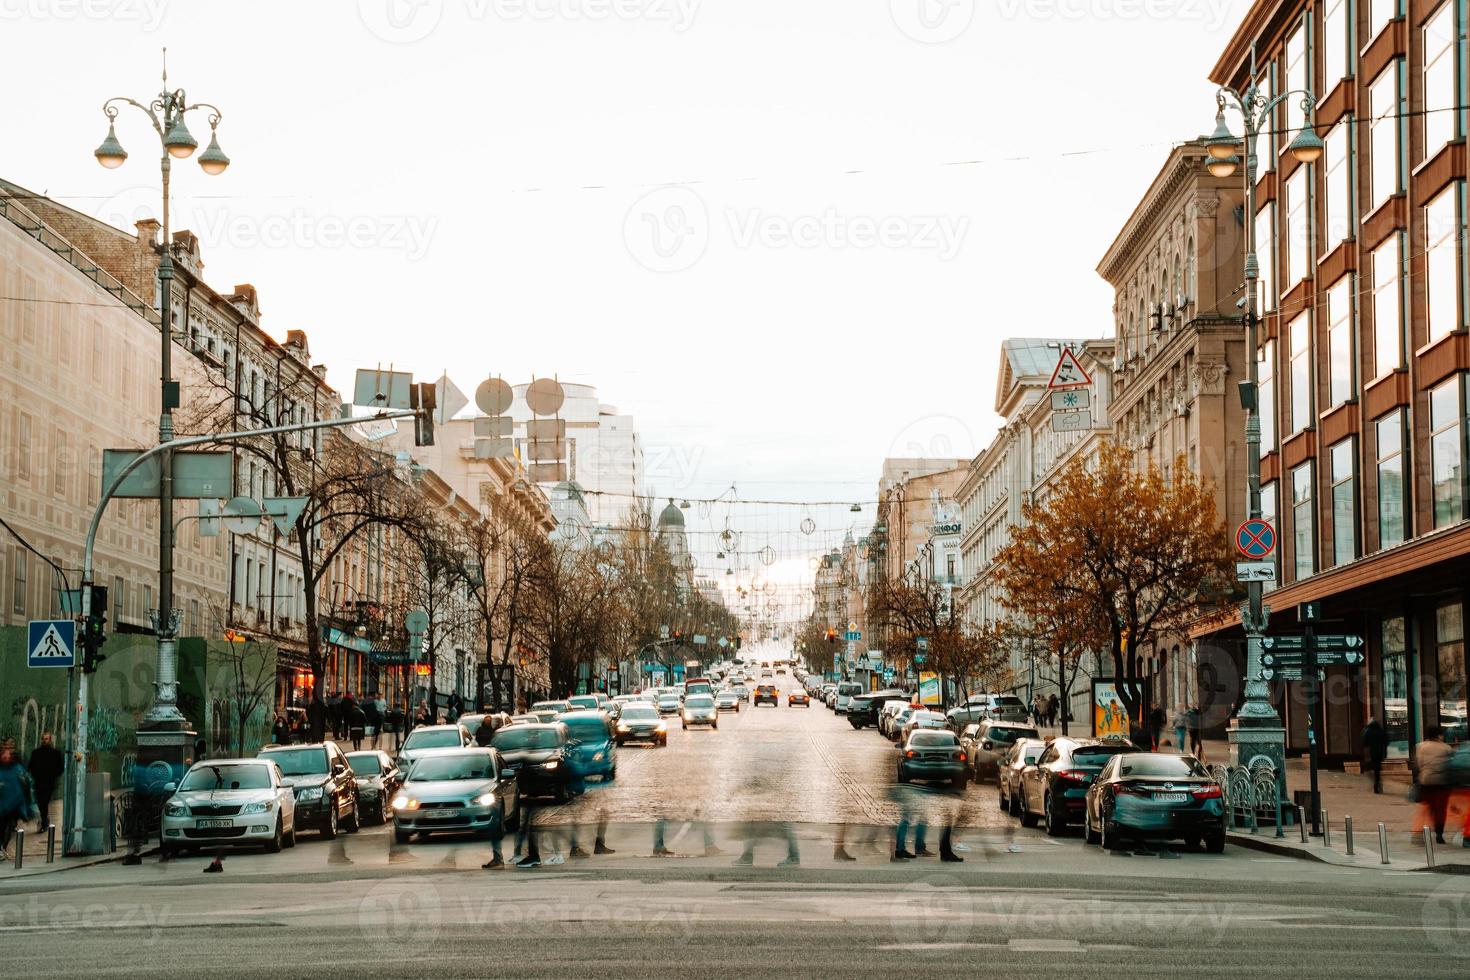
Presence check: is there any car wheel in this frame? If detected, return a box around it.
[1204,831,1226,854]
[284,821,298,847]
[1182,834,1201,850]
[265,816,283,853]
[1084,811,1101,845]
[343,797,361,833]
[952,775,968,791]
[322,805,339,840]
[1043,794,1065,837]
[159,837,177,860]
[554,781,570,804]
[393,826,413,845]
[1018,790,1039,828]
[897,766,910,784]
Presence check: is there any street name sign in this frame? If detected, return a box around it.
[28,619,76,668]
[1261,667,1305,681]
[844,629,861,641]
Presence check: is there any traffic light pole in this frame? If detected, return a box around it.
[66,407,422,856]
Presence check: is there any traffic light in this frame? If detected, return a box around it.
[825,627,838,644]
[83,584,109,674]
[410,381,436,447]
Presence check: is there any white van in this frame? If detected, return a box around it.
[834,681,864,714]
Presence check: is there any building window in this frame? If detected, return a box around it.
[1424,4,1458,157]
[1292,461,1315,580]
[1370,0,1397,43]
[1376,409,1408,549]
[1285,167,1310,288]
[17,413,31,481]
[1330,438,1357,566]
[1323,0,1350,88]
[1429,376,1465,528]
[1369,66,1401,211]
[1425,184,1462,344]
[1436,601,1466,741]
[1323,122,1352,247]
[1289,314,1313,433]
[1256,204,1276,313]
[54,430,67,498]
[10,548,25,616]
[1285,24,1308,134]
[1326,277,1354,407]
[1372,235,1403,378]
[1260,340,1277,452]
[1381,616,1409,757]
[1262,480,1280,593]
[111,576,123,623]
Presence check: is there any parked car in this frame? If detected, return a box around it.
[899,709,949,744]
[716,689,741,712]
[561,711,617,783]
[820,684,837,706]
[1084,751,1226,852]
[396,723,473,771]
[614,703,667,746]
[753,684,780,707]
[1017,736,1141,836]
[257,741,361,839]
[160,758,297,856]
[531,700,571,717]
[345,750,403,823]
[490,723,576,802]
[947,694,1032,730]
[879,700,913,738]
[888,704,919,741]
[788,689,810,707]
[849,690,908,730]
[897,730,968,788]
[682,694,719,729]
[967,721,1042,781]
[833,681,864,714]
[996,738,1048,818]
[391,747,520,843]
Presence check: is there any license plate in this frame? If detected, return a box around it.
[1154,792,1188,803]
[195,819,233,828]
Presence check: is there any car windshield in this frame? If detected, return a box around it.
[258,747,328,776]
[911,732,958,747]
[403,729,462,750]
[562,717,609,739]
[987,727,1038,744]
[409,755,495,781]
[621,708,658,721]
[1119,755,1208,778]
[567,697,599,709]
[532,701,569,712]
[492,728,564,750]
[994,696,1025,708]
[838,683,861,696]
[686,696,714,708]
[1071,744,1134,764]
[345,754,383,776]
[180,764,271,791]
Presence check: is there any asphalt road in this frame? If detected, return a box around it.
[4,676,1468,977]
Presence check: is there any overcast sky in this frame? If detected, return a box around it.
[3,0,1253,526]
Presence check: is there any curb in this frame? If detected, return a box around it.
[0,845,158,881]
[1225,832,1330,863]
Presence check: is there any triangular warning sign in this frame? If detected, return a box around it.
[1048,348,1092,389]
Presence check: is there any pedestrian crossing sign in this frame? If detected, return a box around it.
[28,619,77,668]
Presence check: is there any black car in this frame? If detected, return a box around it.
[1016,736,1140,837]
[897,730,969,788]
[345,750,403,824]
[490,722,576,802]
[257,742,361,838]
[1084,752,1227,852]
[848,690,908,730]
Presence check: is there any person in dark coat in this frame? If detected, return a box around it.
[271,715,292,746]
[1148,706,1167,751]
[364,698,382,749]
[1361,716,1390,794]
[26,733,64,832]
[0,742,38,862]
[347,700,367,752]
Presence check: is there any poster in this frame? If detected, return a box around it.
[918,671,941,706]
[1092,681,1130,738]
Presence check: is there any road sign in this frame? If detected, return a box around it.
[1261,651,1304,668]
[1261,667,1305,681]
[1051,408,1092,432]
[28,620,76,668]
[1315,648,1366,666]
[1235,519,1277,558]
[1051,388,1091,410]
[844,630,861,641]
[1048,348,1092,389]
[1236,561,1276,582]
[1313,634,1364,651]
[915,637,929,652]
[1299,601,1323,622]
[1261,636,1307,651]
[660,625,670,639]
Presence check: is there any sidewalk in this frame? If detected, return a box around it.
[0,824,133,880]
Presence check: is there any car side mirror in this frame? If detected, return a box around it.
[163,781,178,794]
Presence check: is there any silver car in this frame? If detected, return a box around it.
[396,723,472,770]
[159,758,296,856]
[656,692,682,715]
[681,694,719,729]
[391,748,520,843]
[715,690,741,712]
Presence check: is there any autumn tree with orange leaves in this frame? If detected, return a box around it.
[994,442,1231,737]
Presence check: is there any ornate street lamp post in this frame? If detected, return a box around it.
[1202,49,1323,793]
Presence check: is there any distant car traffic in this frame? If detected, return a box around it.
[788,689,810,707]
[716,690,741,711]
[655,692,682,714]
[531,700,571,717]
[565,695,600,712]
[160,758,297,856]
[490,723,576,802]
[897,730,968,788]
[391,748,520,843]
[753,684,779,707]
[1084,752,1226,852]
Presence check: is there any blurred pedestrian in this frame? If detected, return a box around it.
[1186,705,1204,757]
[1414,730,1453,845]
[1448,740,1470,848]
[1148,705,1167,751]
[272,714,292,746]
[1362,716,1389,794]
[0,742,39,862]
[1171,704,1188,754]
[363,698,381,749]
[732,820,799,867]
[1046,693,1060,728]
[347,699,367,752]
[26,732,64,832]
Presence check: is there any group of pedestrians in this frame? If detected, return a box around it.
[1411,729,1470,847]
[0,733,65,863]
[1169,704,1205,757]
[1029,693,1060,728]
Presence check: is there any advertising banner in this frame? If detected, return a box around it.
[918,671,941,705]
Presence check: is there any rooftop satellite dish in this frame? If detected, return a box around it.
[475,377,513,416]
[221,495,263,535]
[525,377,565,416]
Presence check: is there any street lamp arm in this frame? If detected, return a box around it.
[102,96,165,137]
[183,101,224,128]
[1216,86,1319,134]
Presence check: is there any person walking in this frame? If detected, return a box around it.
[1171,704,1188,754]
[1148,705,1167,751]
[26,732,64,832]
[271,714,292,746]
[0,742,39,862]
[1046,693,1060,729]
[347,699,367,752]
[1361,716,1390,794]
[1186,705,1204,758]
[363,697,382,749]
[1413,730,1454,845]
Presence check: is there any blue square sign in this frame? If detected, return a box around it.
[28,619,76,668]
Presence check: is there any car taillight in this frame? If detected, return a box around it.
[1058,769,1090,783]
[1192,784,1223,799]
[958,752,967,762]
[1113,782,1148,795]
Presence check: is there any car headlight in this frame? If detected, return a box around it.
[592,751,605,762]
[164,801,189,817]
[391,794,419,811]
[474,791,496,806]
[655,722,666,731]
[542,760,560,769]
[617,724,630,732]
[295,786,323,801]
[240,801,273,814]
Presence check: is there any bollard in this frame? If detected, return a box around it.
[1377,822,1389,865]
[1297,805,1308,844]
[1344,816,1354,856]
[1323,809,1331,847]
[46,825,56,864]
[106,795,117,854]
[12,828,23,869]
[1423,827,1436,868]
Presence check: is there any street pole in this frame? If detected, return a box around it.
[1205,50,1323,800]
